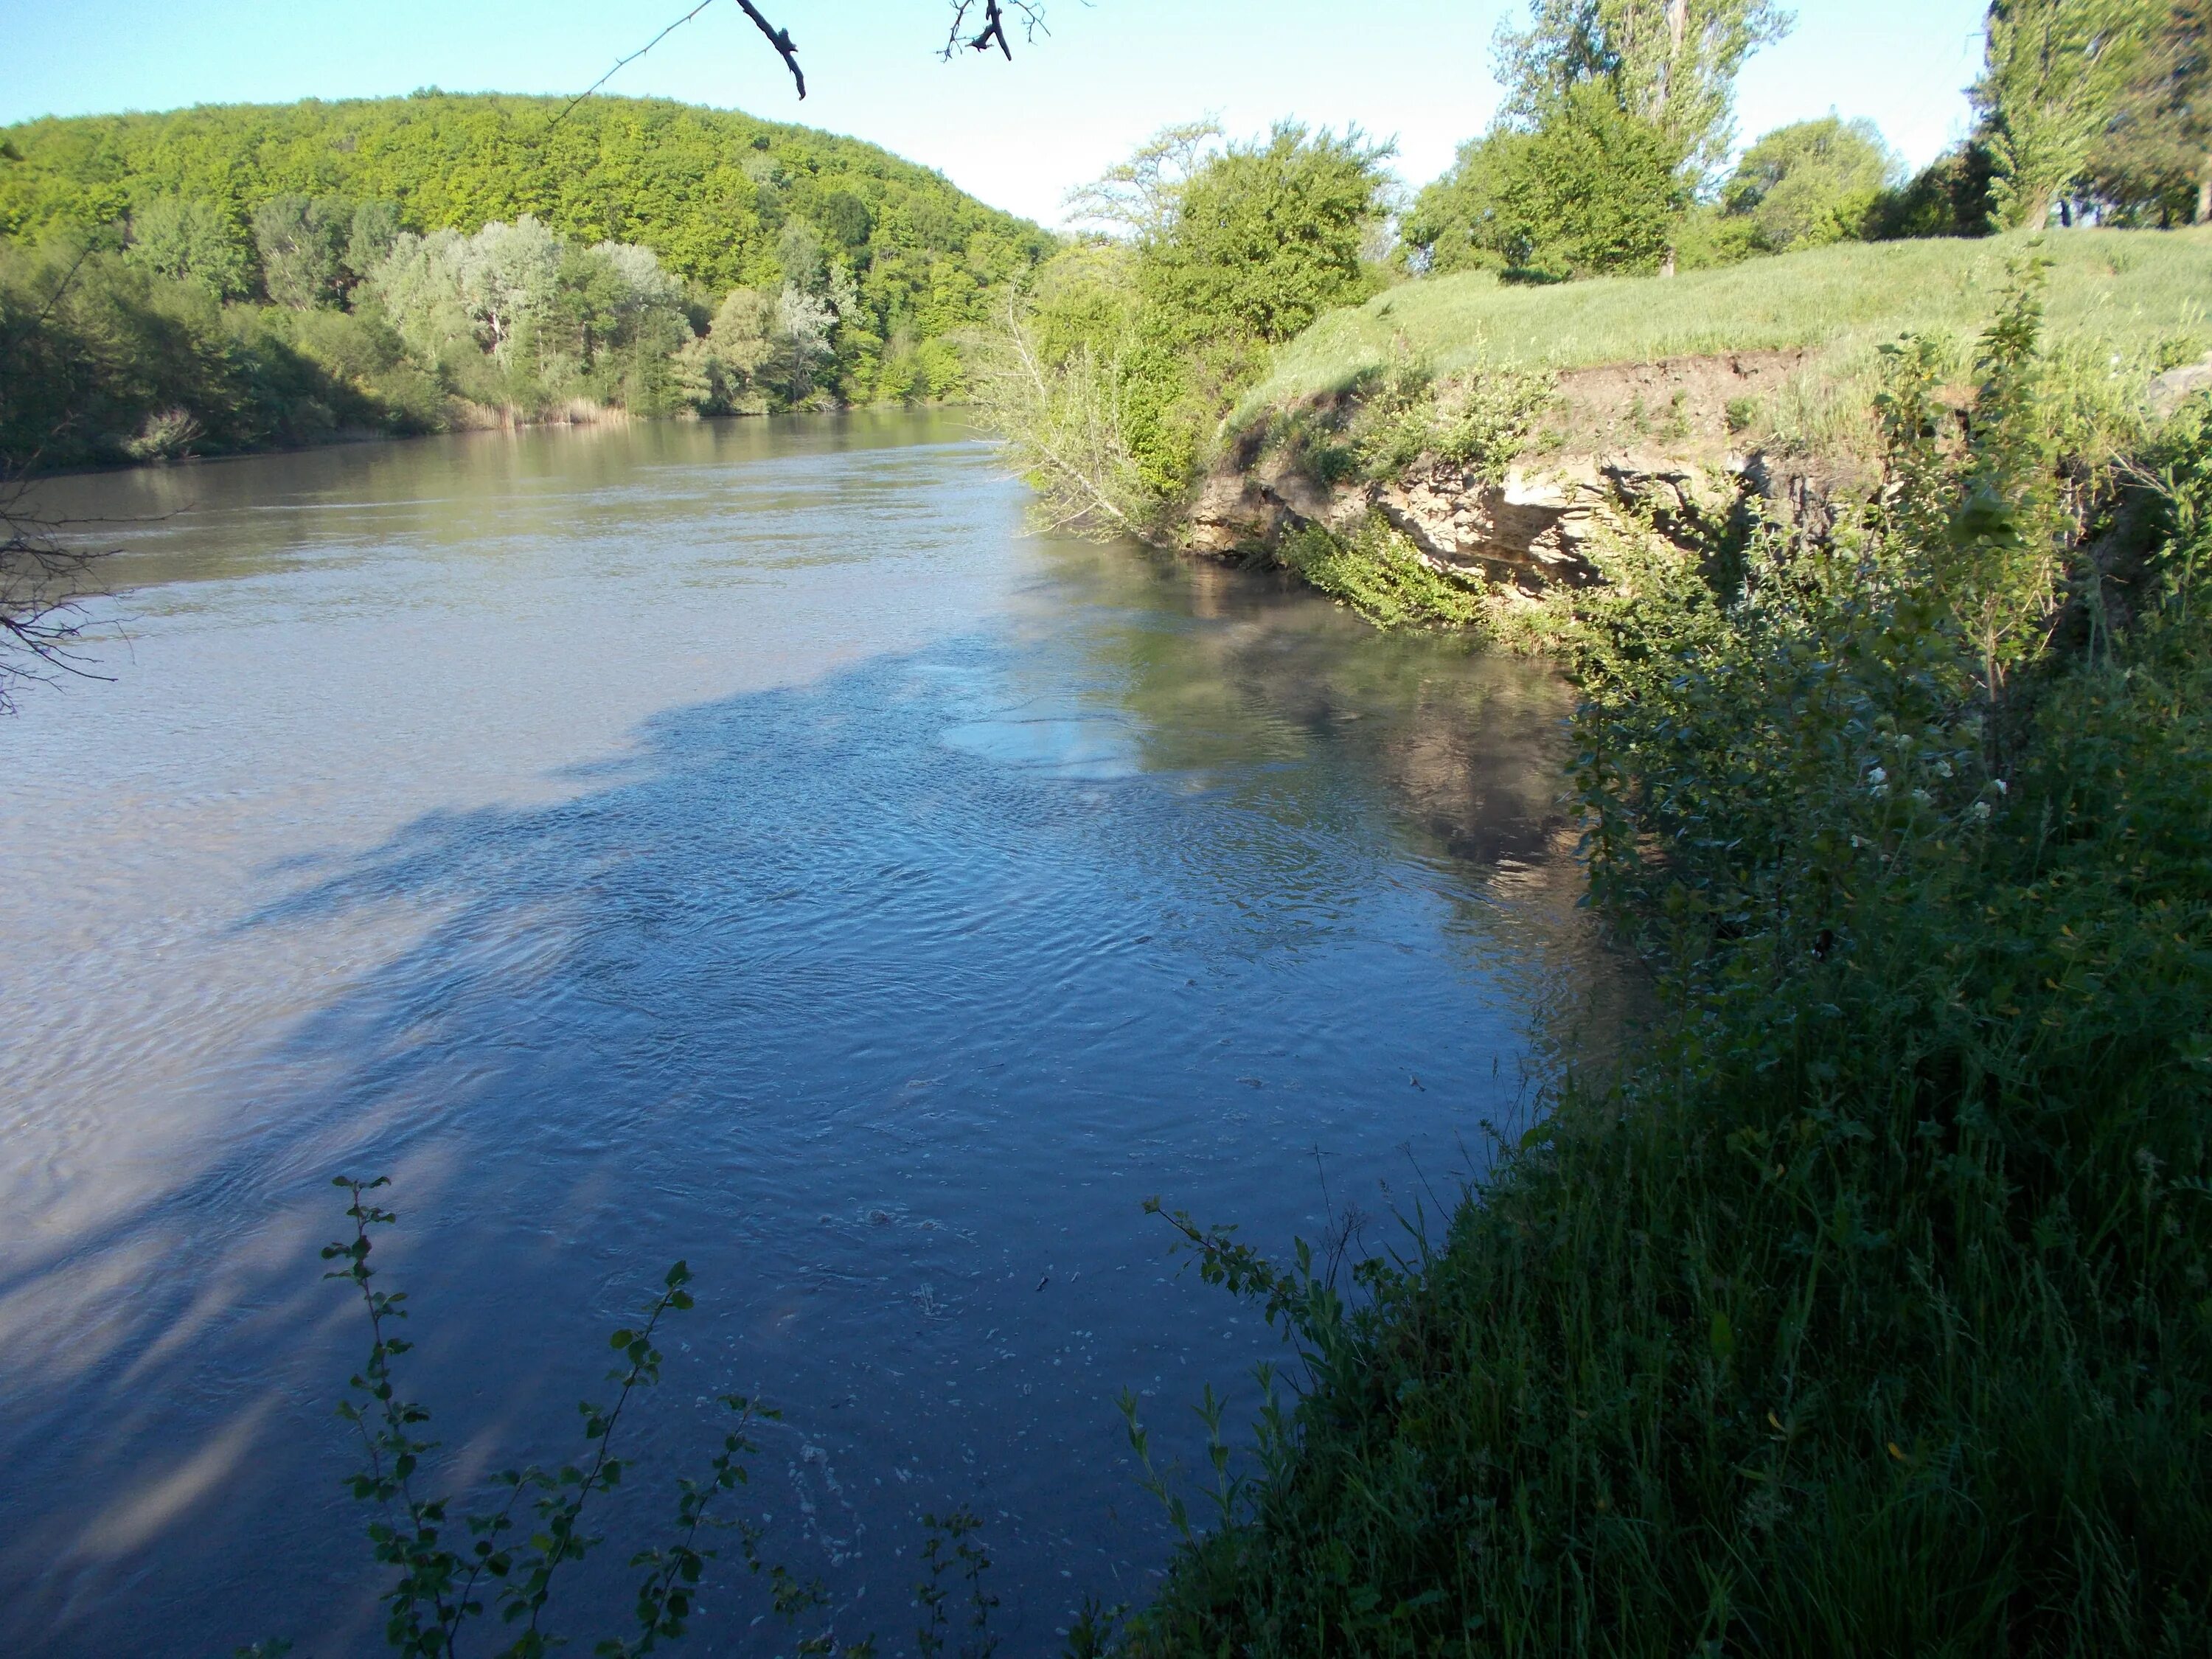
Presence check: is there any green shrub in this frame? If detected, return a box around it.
[1402,85,1687,279]
[1278,516,1487,630]
[291,1178,883,1659]
[1342,357,1557,484]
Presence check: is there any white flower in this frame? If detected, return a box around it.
[1866,766,1888,787]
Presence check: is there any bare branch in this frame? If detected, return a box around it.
[0,474,115,715]
[549,0,725,128]
[732,0,807,98]
[942,1,1050,62]
[552,0,804,130]
[972,282,1147,538]
[566,0,1046,122]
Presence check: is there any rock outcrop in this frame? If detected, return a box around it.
[1183,350,1840,594]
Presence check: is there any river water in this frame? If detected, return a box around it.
[0,411,1627,1657]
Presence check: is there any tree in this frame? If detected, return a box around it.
[1974,0,2157,229]
[2082,0,2210,223]
[1138,122,1394,346]
[251,195,354,310]
[1495,0,1794,184]
[1864,142,2001,239]
[1721,115,1902,249]
[1062,119,1226,241]
[124,198,254,300]
[1404,83,1688,278]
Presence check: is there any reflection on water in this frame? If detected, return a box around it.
[0,414,1632,1656]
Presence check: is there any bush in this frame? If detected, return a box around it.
[1720,116,1902,253]
[1278,516,1487,630]
[1402,84,1687,279]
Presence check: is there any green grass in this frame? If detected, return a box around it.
[1239,229,2212,422]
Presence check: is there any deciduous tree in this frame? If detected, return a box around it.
[1721,114,1902,250]
[1974,0,2157,228]
[1495,0,1793,184]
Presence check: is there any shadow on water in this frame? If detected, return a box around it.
[0,425,1636,1658]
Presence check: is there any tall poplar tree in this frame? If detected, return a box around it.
[2084,0,2210,223]
[1973,0,2158,228]
[1494,0,1794,184]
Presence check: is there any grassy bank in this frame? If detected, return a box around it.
[1107,266,2212,1652]
[1241,229,2211,418]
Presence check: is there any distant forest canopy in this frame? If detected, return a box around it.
[0,92,1055,470]
[0,91,1050,319]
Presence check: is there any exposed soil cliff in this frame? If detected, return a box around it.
[1186,350,1860,594]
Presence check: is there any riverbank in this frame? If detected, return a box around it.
[1097,257,2212,1652]
[1172,229,2211,619]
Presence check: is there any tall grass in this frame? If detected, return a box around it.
[1239,229,2212,429]
[1115,271,2212,1655]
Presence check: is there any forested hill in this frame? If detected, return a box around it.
[0,94,1053,468]
[0,92,1048,329]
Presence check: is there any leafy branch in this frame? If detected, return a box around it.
[312,1176,857,1659]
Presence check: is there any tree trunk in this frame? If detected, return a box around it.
[2199,156,2210,223]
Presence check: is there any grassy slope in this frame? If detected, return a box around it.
[1241,229,2211,420]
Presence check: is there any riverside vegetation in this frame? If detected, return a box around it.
[1096,260,2212,1656]
[973,1,2212,1652]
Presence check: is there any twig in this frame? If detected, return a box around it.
[942,0,1049,61]
[733,0,807,97]
[548,0,804,132]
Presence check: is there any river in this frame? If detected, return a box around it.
[0,411,1627,1656]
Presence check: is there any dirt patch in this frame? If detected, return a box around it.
[1548,350,1809,465]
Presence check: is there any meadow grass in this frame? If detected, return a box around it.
[1239,229,2212,425]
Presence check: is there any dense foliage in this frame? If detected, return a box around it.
[1110,272,2212,1656]
[1975,0,2160,229]
[2084,0,2212,225]
[982,123,1393,534]
[0,234,439,467]
[0,93,1049,468]
[1492,0,1792,183]
[1402,85,1688,280]
[0,93,1047,335]
[1406,0,2199,281]
[1717,116,1902,253]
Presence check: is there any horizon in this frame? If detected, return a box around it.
[0,0,1989,225]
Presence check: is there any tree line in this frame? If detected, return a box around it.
[0,92,1051,470]
[1404,0,2207,281]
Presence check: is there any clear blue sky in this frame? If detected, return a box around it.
[0,0,1991,223]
